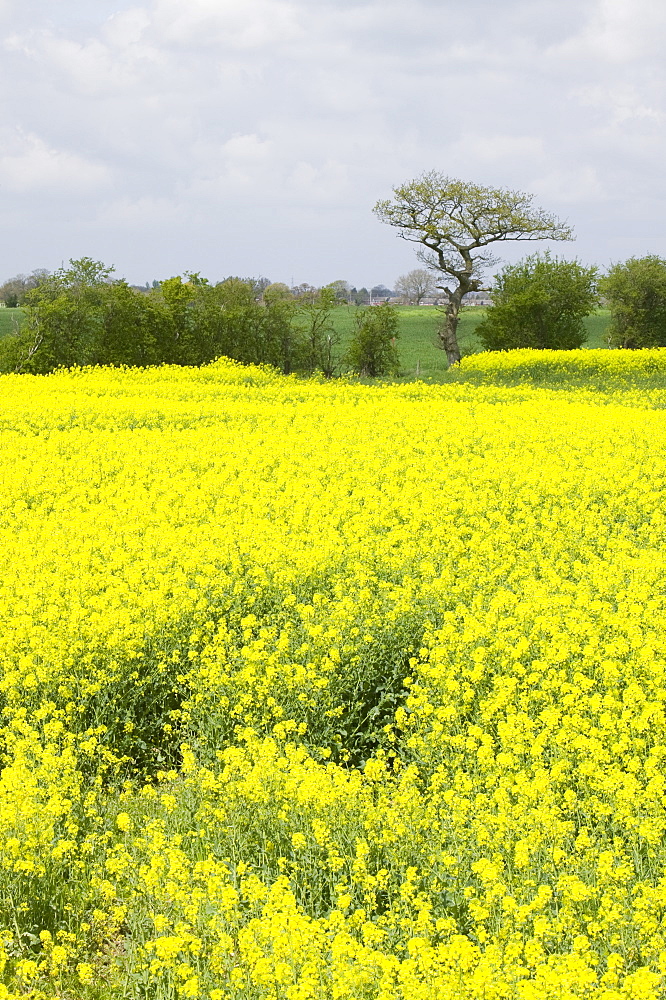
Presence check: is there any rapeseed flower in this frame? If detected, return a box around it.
[0,354,664,996]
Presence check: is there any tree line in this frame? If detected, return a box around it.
[4,170,666,374]
[0,260,400,378]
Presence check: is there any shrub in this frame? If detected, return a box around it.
[346,302,400,377]
[599,255,666,348]
[477,251,598,351]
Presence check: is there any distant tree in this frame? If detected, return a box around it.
[263,282,292,301]
[328,280,352,304]
[370,284,392,302]
[476,252,598,351]
[394,268,436,305]
[252,276,272,299]
[353,287,370,306]
[216,275,271,300]
[346,302,400,378]
[291,282,318,303]
[374,172,573,363]
[0,269,50,306]
[599,256,666,348]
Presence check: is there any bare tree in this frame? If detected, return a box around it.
[394,268,436,305]
[374,172,573,364]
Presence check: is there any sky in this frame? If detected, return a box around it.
[1,0,665,289]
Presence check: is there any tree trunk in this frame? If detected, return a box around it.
[436,256,478,365]
[438,299,462,365]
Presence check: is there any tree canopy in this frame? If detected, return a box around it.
[477,252,598,352]
[599,256,666,349]
[374,172,573,363]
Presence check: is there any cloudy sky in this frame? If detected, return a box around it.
[1,0,664,288]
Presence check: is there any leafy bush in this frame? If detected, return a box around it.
[477,251,598,351]
[345,301,400,377]
[0,260,350,377]
[599,255,666,348]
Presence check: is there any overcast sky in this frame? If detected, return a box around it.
[1,0,665,288]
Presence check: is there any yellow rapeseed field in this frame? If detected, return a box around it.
[0,351,666,999]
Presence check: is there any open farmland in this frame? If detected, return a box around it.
[329,306,612,380]
[0,351,665,999]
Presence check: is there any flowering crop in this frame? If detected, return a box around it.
[0,353,666,998]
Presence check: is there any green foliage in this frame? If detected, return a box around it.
[98,280,163,367]
[373,173,573,364]
[262,286,302,374]
[0,259,343,377]
[297,285,340,377]
[374,174,574,257]
[0,260,167,373]
[0,325,38,372]
[345,303,400,377]
[599,255,666,348]
[476,252,598,351]
[20,258,114,371]
[0,252,614,381]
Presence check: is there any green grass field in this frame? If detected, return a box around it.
[0,307,24,338]
[329,305,612,381]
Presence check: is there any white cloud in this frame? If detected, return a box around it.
[151,0,302,48]
[185,133,276,202]
[1,0,666,282]
[104,8,152,46]
[95,194,186,227]
[6,26,162,98]
[217,133,274,186]
[575,84,663,126]
[531,166,607,205]
[450,134,545,166]
[0,131,111,194]
[223,133,272,162]
[287,160,350,204]
[552,0,666,63]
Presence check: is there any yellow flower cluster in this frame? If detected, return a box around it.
[0,354,665,998]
